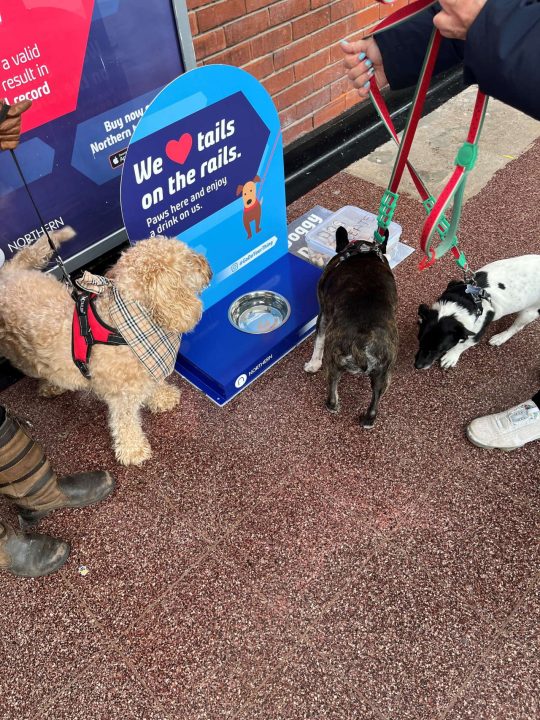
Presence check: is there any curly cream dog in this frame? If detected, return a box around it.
[0,229,211,465]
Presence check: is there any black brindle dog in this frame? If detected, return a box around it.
[305,226,398,427]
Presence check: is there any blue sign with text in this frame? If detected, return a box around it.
[121,65,287,310]
[121,64,321,406]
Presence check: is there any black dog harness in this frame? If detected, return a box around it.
[71,292,127,379]
[464,282,491,317]
[335,240,386,264]
[324,240,387,280]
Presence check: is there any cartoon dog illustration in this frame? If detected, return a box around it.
[236,175,262,239]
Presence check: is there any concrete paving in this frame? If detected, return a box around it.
[346,85,540,202]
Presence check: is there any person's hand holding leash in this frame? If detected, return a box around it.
[0,99,32,151]
[433,0,488,39]
[341,0,489,100]
[341,37,388,98]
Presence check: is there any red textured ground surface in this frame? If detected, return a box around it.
[1,140,538,720]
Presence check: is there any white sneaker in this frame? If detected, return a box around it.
[466,401,540,451]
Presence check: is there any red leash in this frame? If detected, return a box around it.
[367,0,489,274]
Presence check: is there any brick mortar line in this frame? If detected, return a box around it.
[243,53,275,71]
[197,11,380,66]
[194,0,379,43]
[283,115,315,135]
[277,82,341,117]
[291,45,343,72]
[197,7,289,45]
[276,60,348,101]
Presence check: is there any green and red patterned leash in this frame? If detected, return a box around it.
[367,0,489,278]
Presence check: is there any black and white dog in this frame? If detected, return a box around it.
[305,226,398,427]
[416,255,540,370]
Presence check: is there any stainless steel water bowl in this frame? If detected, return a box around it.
[228,291,291,334]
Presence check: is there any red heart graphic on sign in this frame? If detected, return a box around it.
[165,134,193,164]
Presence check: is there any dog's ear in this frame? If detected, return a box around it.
[145,253,209,334]
[236,184,244,196]
[335,226,349,253]
[418,303,431,323]
[446,279,462,291]
[144,262,200,333]
[112,238,210,335]
[252,175,261,183]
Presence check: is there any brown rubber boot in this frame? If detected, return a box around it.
[0,407,115,526]
[0,520,70,577]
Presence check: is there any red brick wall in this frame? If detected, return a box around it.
[188,0,410,146]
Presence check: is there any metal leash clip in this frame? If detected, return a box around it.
[464,279,489,317]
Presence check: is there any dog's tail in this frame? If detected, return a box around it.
[349,341,372,374]
[4,226,76,271]
[327,337,372,374]
[353,329,397,372]
[343,335,383,374]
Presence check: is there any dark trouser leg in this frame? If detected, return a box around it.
[0,408,115,524]
[532,390,540,408]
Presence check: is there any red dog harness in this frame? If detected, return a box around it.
[71,292,127,379]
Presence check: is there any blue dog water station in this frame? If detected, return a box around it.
[121,65,321,405]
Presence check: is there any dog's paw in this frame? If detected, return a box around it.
[325,399,340,413]
[489,331,511,347]
[115,439,152,466]
[146,383,181,413]
[440,348,461,369]
[361,416,376,429]
[304,360,322,374]
[38,381,66,398]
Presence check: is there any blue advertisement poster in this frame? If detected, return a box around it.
[0,0,185,268]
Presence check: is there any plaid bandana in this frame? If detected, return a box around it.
[76,271,181,382]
